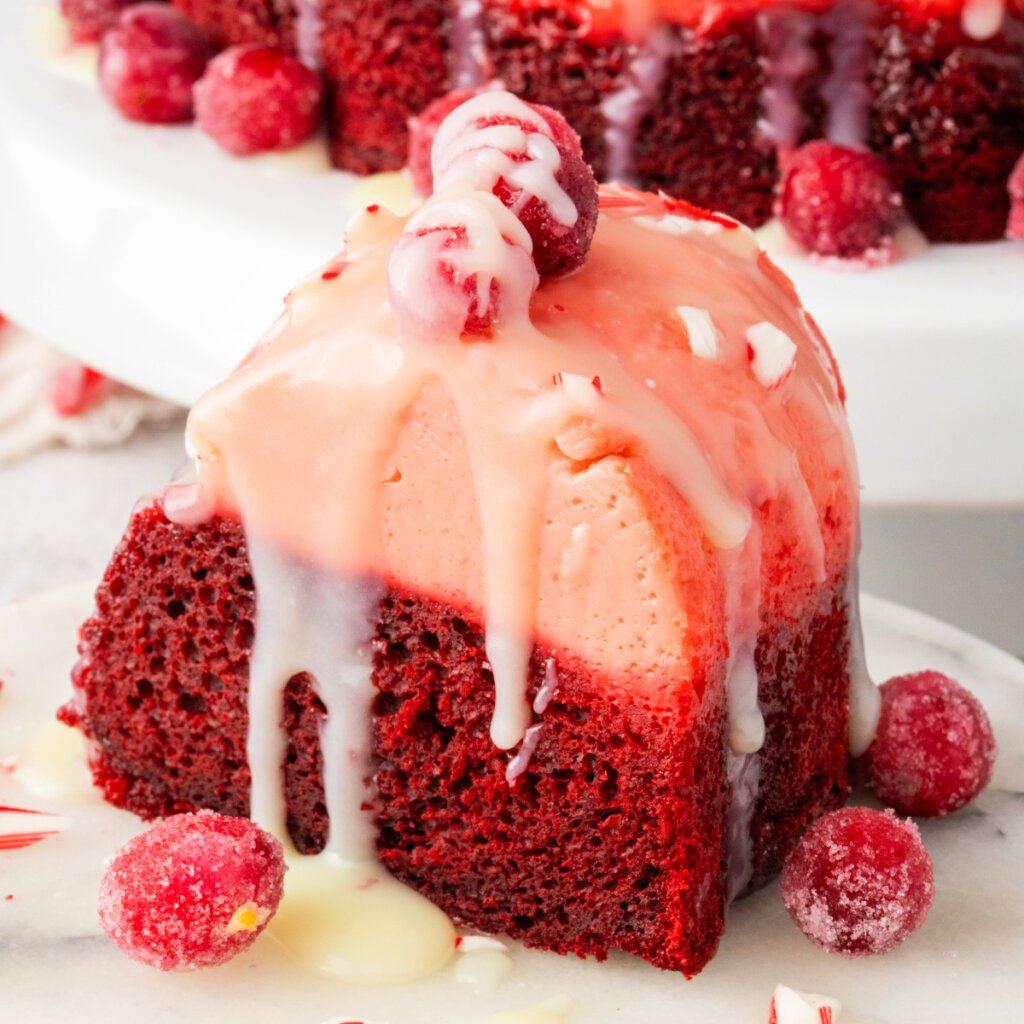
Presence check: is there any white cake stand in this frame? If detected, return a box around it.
[1,0,1023,505]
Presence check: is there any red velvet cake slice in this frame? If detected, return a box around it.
[62,92,879,979]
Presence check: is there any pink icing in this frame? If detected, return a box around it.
[187,185,857,720]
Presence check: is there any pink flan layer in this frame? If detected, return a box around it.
[187,187,857,709]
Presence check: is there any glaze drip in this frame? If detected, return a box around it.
[449,0,493,88]
[600,25,677,184]
[292,0,323,70]
[757,8,817,151]
[821,0,875,147]
[432,92,579,227]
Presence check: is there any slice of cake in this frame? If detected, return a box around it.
[61,92,878,977]
[159,0,1024,241]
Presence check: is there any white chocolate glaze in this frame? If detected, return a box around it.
[12,721,96,804]
[244,538,457,980]
[600,25,677,184]
[454,948,515,990]
[756,8,817,151]
[482,996,574,1024]
[821,0,875,147]
[293,0,323,70]
[432,92,578,228]
[450,0,493,88]
[845,566,881,757]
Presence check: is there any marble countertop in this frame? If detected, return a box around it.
[2,418,1021,655]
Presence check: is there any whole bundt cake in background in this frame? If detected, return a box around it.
[61,91,878,978]
[157,0,1024,242]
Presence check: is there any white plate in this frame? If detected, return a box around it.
[2,0,1024,506]
[0,584,1021,1022]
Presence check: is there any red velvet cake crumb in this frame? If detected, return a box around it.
[864,671,997,818]
[781,807,934,957]
[63,501,853,977]
[60,0,139,43]
[98,4,209,124]
[194,45,323,155]
[778,142,902,260]
[407,88,485,196]
[98,809,285,970]
[1008,154,1024,240]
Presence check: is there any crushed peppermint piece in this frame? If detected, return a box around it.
[746,322,797,389]
[676,306,720,360]
[768,983,841,1024]
[0,806,69,851]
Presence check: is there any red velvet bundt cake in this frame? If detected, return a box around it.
[61,92,880,978]
[154,0,1024,242]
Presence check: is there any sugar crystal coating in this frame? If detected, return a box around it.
[98,4,210,124]
[777,141,902,261]
[780,807,933,957]
[194,45,323,155]
[98,809,286,970]
[864,670,996,818]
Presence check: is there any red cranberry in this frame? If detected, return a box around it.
[48,364,109,417]
[407,88,485,196]
[781,807,934,957]
[98,810,286,970]
[60,0,136,43]
[864,671,996,818]
[98,4,209,124]
[430,93,599,279]
[387,216,538,338]
[1008,154,1024,240]
[777,141,903,260]
[194,46,323,156]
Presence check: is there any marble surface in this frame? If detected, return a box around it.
[0,585,1021,1022]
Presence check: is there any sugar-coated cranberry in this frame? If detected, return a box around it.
[388,216,538,338]
[863,671,996,818]
[407,88,485,196]
[98,810,286,970]
[431,93,599,279]
[777,141,902,260]
[194,46,323,156]
[48,364,109,417]
[98,4,209,124]
[781,807,934,957]
[1008,154,1024,240]
[60,0,137,43]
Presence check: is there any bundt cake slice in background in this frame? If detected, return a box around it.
[61,92,878,978]
[166,0,1024,240]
